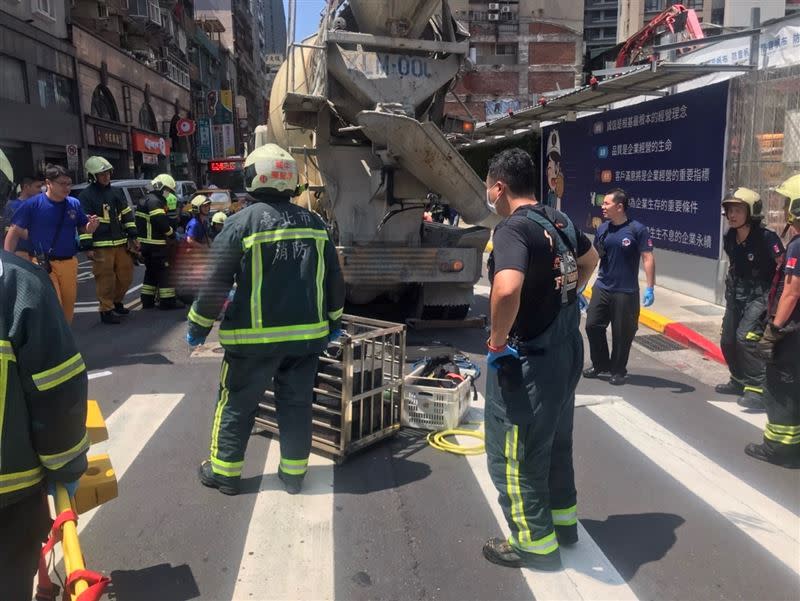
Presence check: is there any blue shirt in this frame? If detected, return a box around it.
[3,198,32,254]
[12,193,87,258]
[186,217,208,244]
[594,219,653,294]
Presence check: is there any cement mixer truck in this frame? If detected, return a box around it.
[262,0,497,318]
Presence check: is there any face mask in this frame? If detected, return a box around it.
[486,187,498,214]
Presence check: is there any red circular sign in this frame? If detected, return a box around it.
[176,118,196,137]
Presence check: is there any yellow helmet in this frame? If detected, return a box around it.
[243,143,298,195]
[151,173,176,193]
[85,156,113,177]
[212,211,227,225]
[722,187,763,220]
[191,194,211,209]
[772,174,800,226]
[0,148,13,200]
[773,174,800,203]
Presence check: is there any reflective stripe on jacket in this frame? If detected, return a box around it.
[187,198,345,356]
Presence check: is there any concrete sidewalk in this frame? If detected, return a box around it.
[585,281,727,364]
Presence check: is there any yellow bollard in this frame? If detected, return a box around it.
[54,484,89,599]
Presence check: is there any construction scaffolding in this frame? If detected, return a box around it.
[726,63,800,233]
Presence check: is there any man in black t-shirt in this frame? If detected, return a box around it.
[482,148,599,571]
[717,188,784,410]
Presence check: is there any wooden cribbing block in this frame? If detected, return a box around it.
[74,454,118,514]
[85,400,108,444]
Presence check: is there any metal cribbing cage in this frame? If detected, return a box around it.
[255,315,406,464]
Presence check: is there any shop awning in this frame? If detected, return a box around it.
[458,62,750,146]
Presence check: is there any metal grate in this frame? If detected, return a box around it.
[634,334,685,352]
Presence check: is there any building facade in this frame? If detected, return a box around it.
[0,0,82,182]
[449,1,584,122]
[71,0,194,180]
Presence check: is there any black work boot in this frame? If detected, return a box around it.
[737,390,765,411]
[582,367,610,379]
[609,373,627,386]
[100,310,121,325]
[113,302,130,315]
[141,297,156,309]
[278,470,303,495]
[744,443,800,469]
[198,460,240,495]
[715,380,744,396]
[159,298,185,310]
[482,537,562,570]
[555,524,578,546]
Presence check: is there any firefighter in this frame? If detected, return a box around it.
[482,148,599,569]
[0,249,89,599]
[136,173,179,309]
[187,143,345,496]
[185,195,212,246]
[78,156,139,324]
[210,211,227,241]
[747,188,800,467]
[717,188,785,410]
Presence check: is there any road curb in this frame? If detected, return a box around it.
[584,287,726,365]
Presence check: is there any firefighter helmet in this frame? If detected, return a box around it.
[772,174,800,226]
[85,156,113,177]
[190,194,211,213]
[243,143,299,196]
[151,173,176,193]
[722,187,763,220]
[0,148,13,201]
[212,211,227,225]
[773,174,800,203]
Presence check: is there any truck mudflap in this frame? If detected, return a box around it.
[337,246,482,285]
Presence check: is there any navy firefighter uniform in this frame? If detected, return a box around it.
[485,202,593,568]
[187,143,345,496]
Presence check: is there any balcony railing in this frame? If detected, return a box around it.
[157,58,190,89]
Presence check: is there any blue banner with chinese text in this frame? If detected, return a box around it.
[541,81,729,259]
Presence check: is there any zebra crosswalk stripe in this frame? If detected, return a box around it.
[588,399,799,576]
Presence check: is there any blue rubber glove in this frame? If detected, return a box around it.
[643,286,655,308]
[186,332,206,347]
[487,344,520,370]
[328,328,344,343]
[48,480,79,498]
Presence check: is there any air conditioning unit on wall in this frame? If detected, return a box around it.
[501,6,512,12]
[488,3,500,10]
[487,13,500,21]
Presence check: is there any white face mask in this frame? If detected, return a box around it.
[486,187,498,214]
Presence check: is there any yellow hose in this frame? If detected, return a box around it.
[426,423,485,455]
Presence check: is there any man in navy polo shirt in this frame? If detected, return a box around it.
[4,164,99,323]
[584,188,656,385]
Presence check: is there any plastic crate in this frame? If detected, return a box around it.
[401,365,472,431]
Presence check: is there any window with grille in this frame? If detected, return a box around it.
[37,69,74,113]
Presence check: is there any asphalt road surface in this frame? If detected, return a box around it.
[62,262,799,601]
